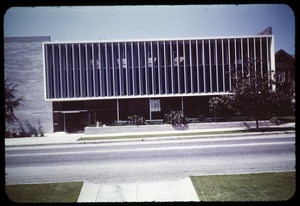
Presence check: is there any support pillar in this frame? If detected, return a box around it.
[88,112,91,125]
[181,96,184,111]
[116,99,120,122]
[149,98,152,120]
[63,113,66,132]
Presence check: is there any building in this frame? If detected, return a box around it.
[4,29,275,134]
[275,49,295,93]
[43,33,275,132]
[4,36,53,134]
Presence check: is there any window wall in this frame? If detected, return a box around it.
[44,36,274,100]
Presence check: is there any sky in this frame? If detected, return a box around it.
[4,4,295,54]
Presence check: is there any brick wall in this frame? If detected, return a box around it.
[4,36,54,134]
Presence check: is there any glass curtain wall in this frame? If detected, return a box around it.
[44,36,273,100]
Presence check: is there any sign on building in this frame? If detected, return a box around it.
[150,99,161,112]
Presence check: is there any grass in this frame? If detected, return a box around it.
[77,130,249,141]
[190,171,295,201]
[277,116,296,122]
[5,181,83,203]
[77,127,294,141]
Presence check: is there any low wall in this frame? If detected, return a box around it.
[84,121,273,135]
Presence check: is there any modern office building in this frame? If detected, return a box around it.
[43,32,275,132]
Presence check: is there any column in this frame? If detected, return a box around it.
[117,42,122,96]
[176,41,180,93]
[157,41,162,94]
[111,43,116,96]
[228,39,232,90]
[270,36,276,88]
[116,99,120,122]
[183,41,187,93]
[170,41,174,93]
[196,40,200,93]
[215,39,219,92]
[98,43,103,96]
[149,98,152,120]
[209,39,212,92]
[164,41,168,94]
[151,41,155,94]
[144,42,149,95]
[221,39,225,92]
[181,96,184,111]
[202,40,206,93]
[189,40,193,93]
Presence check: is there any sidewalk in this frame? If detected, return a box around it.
[77,177,199,202]
[5,132,82,147]
[5,121,295,147]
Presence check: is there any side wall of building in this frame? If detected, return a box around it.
[4,36,53,134]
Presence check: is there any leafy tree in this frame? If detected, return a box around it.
[210,58,293,130]
[5,79,22,124]
[209,95,237,121]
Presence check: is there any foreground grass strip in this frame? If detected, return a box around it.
[77,127,294,141]
[190,171,295,201]
[5,181,83,203]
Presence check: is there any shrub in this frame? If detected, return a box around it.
[163,110,188,126]
[16,119,41,137]
[24,120,38,136]
[127,115,146,125]
[37,120,44,136]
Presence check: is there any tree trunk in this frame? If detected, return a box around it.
[255,119,259,131]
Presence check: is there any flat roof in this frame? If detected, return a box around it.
[43,34,273,45]
[5,36,51,43]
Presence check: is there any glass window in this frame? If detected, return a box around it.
[277,72,286,82]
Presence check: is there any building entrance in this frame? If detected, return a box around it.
[52,100,118,133]
[53,110,89,133]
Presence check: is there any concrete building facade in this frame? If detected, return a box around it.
[4,36,53,134]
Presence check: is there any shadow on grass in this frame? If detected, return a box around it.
[5,181,83,203]
[248,127,295,132]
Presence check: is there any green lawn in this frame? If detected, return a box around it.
[277,116,296,122]
[77,127,294,141]
[190,171,295,201]
[5,181,83,203]
[77,130,248,141]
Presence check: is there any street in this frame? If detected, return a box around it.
[5,133,295,185]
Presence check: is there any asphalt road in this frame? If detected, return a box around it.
[5,133,295,184]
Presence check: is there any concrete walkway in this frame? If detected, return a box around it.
[77,177,199,202]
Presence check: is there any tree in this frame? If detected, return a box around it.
[211,58,293,130]
[209,95,237,121]
[5,79,22,124]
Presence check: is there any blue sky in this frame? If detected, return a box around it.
[4,4,295,54]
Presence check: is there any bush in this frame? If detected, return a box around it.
[5,120,45,138]
[24,120,38,136]
[127,115,146,125]
[163,110,188,126]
